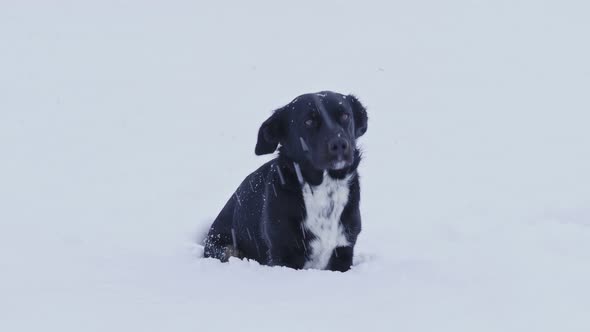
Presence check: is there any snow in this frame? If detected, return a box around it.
[1,1,589,331]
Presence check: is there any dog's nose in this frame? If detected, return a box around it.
[328,137,350,158]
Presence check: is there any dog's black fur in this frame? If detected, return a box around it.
[203,91,368,271]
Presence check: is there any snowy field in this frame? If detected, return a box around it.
[1,1,589,331]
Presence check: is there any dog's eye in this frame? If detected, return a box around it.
[304,119,315,127]
[340,113,350,122]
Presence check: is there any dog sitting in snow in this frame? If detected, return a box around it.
[204,91,368,271]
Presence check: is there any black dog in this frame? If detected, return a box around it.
[204,91,368,271]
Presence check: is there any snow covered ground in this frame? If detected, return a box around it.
[1,1,589,331]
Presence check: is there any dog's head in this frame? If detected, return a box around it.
[255,91,368,171]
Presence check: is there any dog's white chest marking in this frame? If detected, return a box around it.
[302,173,351,269]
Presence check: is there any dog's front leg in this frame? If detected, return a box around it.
[328,246,354,272]
[267,246,306,270]
[267,249,285,267]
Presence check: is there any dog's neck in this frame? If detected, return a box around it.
[274,149,361,189]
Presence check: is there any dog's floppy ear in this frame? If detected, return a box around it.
[348,94,368,138]
[255,108,285,155]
